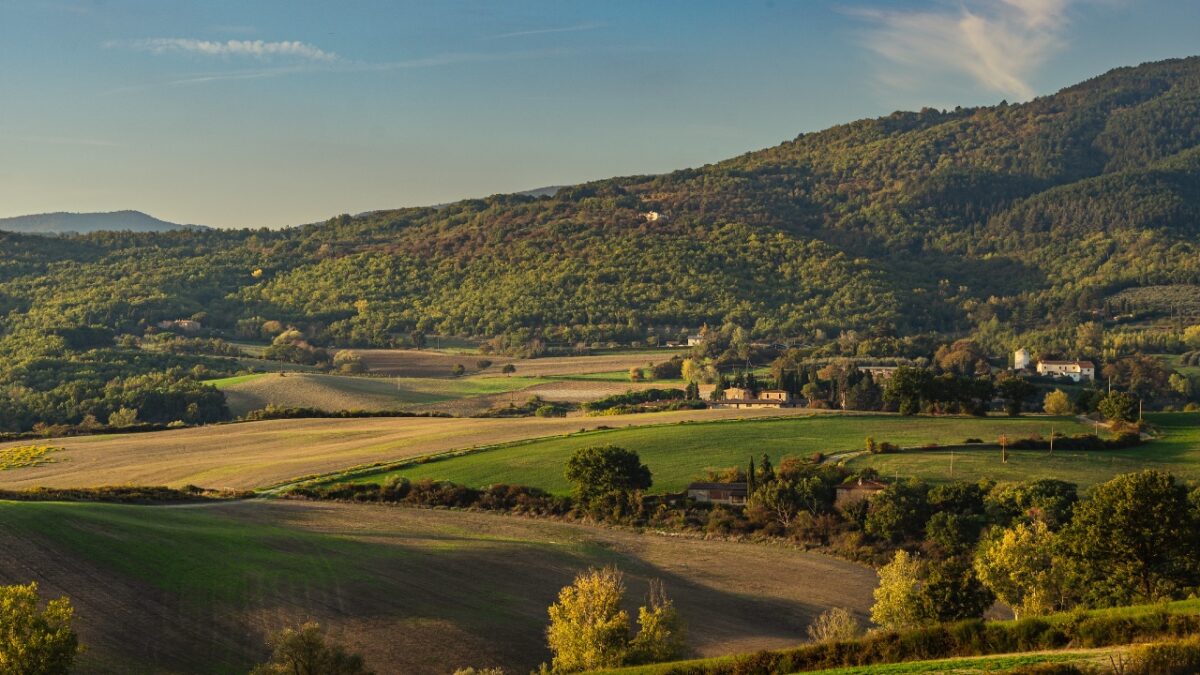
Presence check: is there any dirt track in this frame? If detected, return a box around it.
[0,407,813,490]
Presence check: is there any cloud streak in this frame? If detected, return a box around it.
[851,0,1080,100]
[112,38,338,62]
[488,22,604,39]
[102,49,570,94]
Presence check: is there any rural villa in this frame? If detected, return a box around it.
[834,478,888,507]
[710,387,797,409]
[686,482,748,505]
[1036,360,1096,382]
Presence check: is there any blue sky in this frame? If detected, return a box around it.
[1,0,1198,228]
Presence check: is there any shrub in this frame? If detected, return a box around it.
[806,608,861,643]
[1126,637,1200,675]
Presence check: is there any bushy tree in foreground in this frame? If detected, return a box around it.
[870,550,926,631]
[0,582,78,675]
[564,446,652,505]
[974,520,1066,619]
[250,622,372,675]
[1061,470,1198,605]
[546,567,684,672]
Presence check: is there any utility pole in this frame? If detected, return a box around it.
[1049,426,1055,455]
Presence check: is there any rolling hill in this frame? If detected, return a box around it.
[0,500,875,674]
[4,56,1200,431]
[0,210,204,234]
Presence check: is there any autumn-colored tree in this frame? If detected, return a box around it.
[0,582,78,675]
[546,568,684,672]
[1043,389,1072,416]
[974,520,1066,619]
[870,550,927,631]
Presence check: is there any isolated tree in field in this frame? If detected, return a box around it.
[628,367,644,382]
[870,549,927,631]
[974,520,1065,619]
[564,446,652,504]
[546,568,684,671]
[1061,470,1199,605]
[1098,391,1137,423]
[250,622,372,675]
[1043,389,1072,416]
[452,363,466,376]
[501,364,516,375]
[0,582,78,675]
[806,607,860,643]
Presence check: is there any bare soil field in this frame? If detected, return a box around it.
[351,348,512,377]
[354,348,682,378]
[407,379,714,416]
[0,499,874,674]
[0,407,814,490]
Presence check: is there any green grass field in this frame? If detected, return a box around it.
[1159,353,1200,380]
[206,373,270,388]
[0,499,874,674]
[855,413,1200,487]
[351,414,1094,494]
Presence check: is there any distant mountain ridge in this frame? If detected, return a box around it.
[0,210,205,234]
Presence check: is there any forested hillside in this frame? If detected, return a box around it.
[2,56,1200,430]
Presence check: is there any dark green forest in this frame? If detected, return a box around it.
[3,56,1200,430]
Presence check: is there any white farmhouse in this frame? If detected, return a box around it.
[1036,360,1096,382]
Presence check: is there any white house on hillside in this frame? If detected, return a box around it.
[1037,360,1096,382]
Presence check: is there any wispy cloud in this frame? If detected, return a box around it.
[110,38,338,62]
[102,49,570,94]
[850,0,1081,100]
[488,22,604,40]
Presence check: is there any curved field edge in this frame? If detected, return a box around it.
[336,414,1101,495]
[0,408,816,491]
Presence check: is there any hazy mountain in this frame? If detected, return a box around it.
[0,210,205,235]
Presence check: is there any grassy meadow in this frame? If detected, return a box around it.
[0,499,874,675]
[854,413,1200,487]
[353,414,1095,494]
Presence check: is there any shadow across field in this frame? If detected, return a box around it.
[0,500,875,675]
